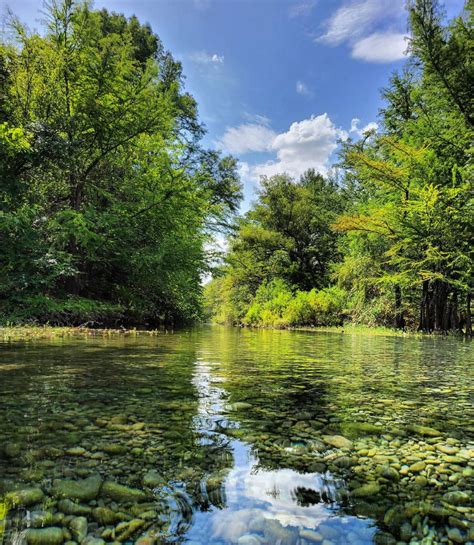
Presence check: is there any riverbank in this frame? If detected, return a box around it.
[2,323,465,343]
[0,326,163,341]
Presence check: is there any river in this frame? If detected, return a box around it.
[0,327,472,545]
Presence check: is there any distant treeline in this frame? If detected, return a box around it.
[0,1,241,326]
[205,0,473,335]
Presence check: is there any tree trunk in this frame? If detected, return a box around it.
[394,285,405,329]
[451,291,459,332]
[466,292,472,337]
[419,280,430,332]
[433,280,448,332]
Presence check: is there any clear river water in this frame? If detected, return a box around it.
[0,327,473,545]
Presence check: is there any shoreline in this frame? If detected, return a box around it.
[1,323,469,342]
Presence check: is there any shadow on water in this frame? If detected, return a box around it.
[0,327,473,545]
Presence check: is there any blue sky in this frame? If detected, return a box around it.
[2,0,465,211]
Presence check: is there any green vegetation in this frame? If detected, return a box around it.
[0,325,163,341]
[1,0,471,334]
[0,1,241,326]
[205,0,473,335]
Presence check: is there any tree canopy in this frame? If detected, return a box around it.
[0,0,241,326]
[205,0,472,335]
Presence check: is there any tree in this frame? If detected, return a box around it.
[336,0,473,333]
[0,0,241,325]
[206,170,346,325]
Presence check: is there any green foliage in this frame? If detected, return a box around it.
[0,1,241,326]
[205,0,472,334]
[0,296,124,326]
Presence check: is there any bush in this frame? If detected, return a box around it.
[0,295,125,326]
[243,279,293,327]
[240,280,347,328]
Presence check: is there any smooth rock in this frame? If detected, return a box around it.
[92,507,120,525]
[115,519,145,541]
[352,483,381,498]
[82,538,105,545]
[447,527,464,543]
[7,488,45,507]
[143,470,164,488]
[57,500,92,516]
[409,461,426,472]
[407,425,441,437]
[443,491,470,505]
[4,443,21,458]
[322,435,353,449]
[101,481,149,503]
[380,466,399,482]
[25,528,64,545]
[69,517,88,543]
[52,475,102,501]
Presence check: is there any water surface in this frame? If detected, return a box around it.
[0,327,473,545]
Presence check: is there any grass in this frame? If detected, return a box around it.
[288,323,457,338]
[0,325,162,341]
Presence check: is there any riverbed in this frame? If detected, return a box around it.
[0,327,472,545]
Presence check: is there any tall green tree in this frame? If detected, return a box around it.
[0,0,241,325]
[206,170,346,325]
[336,0,473,333]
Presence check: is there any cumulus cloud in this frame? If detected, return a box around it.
[350,117,378,136]
[217,123,277,154]
[219,114,350,182]
[189,51,224,65]
[296,80,312,96]
[351,32,406,62]
[318,0,406,63]
[253,114,346,179]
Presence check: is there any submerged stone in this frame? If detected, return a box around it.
[7,487,45,507]
[409,461,426,472]
[25,528,64,545]
[115,518,145,541]
[447,527,464,543]
[352,483,381,498]
[322,435,353,449]
[92,507,120,525]
[52,475,102,501]
[101,481,149,502]
[3,443,21,458]
[407,425,442,437]
[443,491,470,505]
[380,466,400,482]
[57,499,92,516]
[227,402,253,411]
[143,470,164,488]
[69,517,88,543]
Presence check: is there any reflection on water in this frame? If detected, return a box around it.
[188,358,374,544]
[0,327,472,545]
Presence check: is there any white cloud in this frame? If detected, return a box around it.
[289,0,317,18]
[220,114,352,183]
[319,0,403,45]
[253,114,346,179]
[217,123,277,154]
[243,112,271,126]
[351,32,407,62]
[350,117,378,136]
[296,80,312,96]
[318,0,406,63]
[189,51,224,65]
